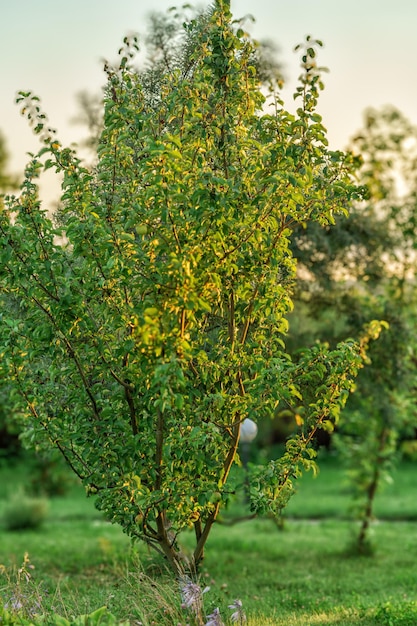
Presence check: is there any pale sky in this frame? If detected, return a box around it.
[2,0,417,204]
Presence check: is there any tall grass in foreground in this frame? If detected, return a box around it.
[0,553,249,625]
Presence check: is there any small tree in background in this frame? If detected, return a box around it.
[335,107,417,551]
[286,105,417,551]
[0,131,20,457]
[0,1,382,573]
[0,131,19,194]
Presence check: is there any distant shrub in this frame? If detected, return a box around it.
[2,491,48,531]
[400,439,417,462]
[28,452,77,497]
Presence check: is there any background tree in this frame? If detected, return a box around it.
[0,2,381,573]
[71,91,104,157]
[71,4,284,161]
[0,131,19,193]
[337,106,417,550]
[0,131,20,458]
[285,106,417,550]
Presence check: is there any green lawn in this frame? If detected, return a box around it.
[1,455,417,625]
[284,453,417,521]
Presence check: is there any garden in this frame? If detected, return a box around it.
[1,1,417,624]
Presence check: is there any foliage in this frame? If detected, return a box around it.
[286,105,417,550]
[71,92,104,156]
[0,131,19,194]
[333,293,415,550]
[0,2,380,572]
[333,108,417,549]
[26,450,76,497]
[0,132,21,455]
[71,4,284,159]
[0,392,21,459]
[351,106,417,274]
[2,491,48,531]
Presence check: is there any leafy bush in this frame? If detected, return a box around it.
[400,440,417,462]
[2,491,48,531]
[28,452,77,497]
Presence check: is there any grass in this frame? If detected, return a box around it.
[283,452,417,521]
[219,451,417,528]
[1,454,417,625]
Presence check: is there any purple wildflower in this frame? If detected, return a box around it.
[180,576,210,616]
[205,607,224,626]
[5,596,24,611]
[229,599,246,623]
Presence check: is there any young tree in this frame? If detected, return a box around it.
[334,107,417,550]
[0,1,382,573]
[286,105,417,550]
